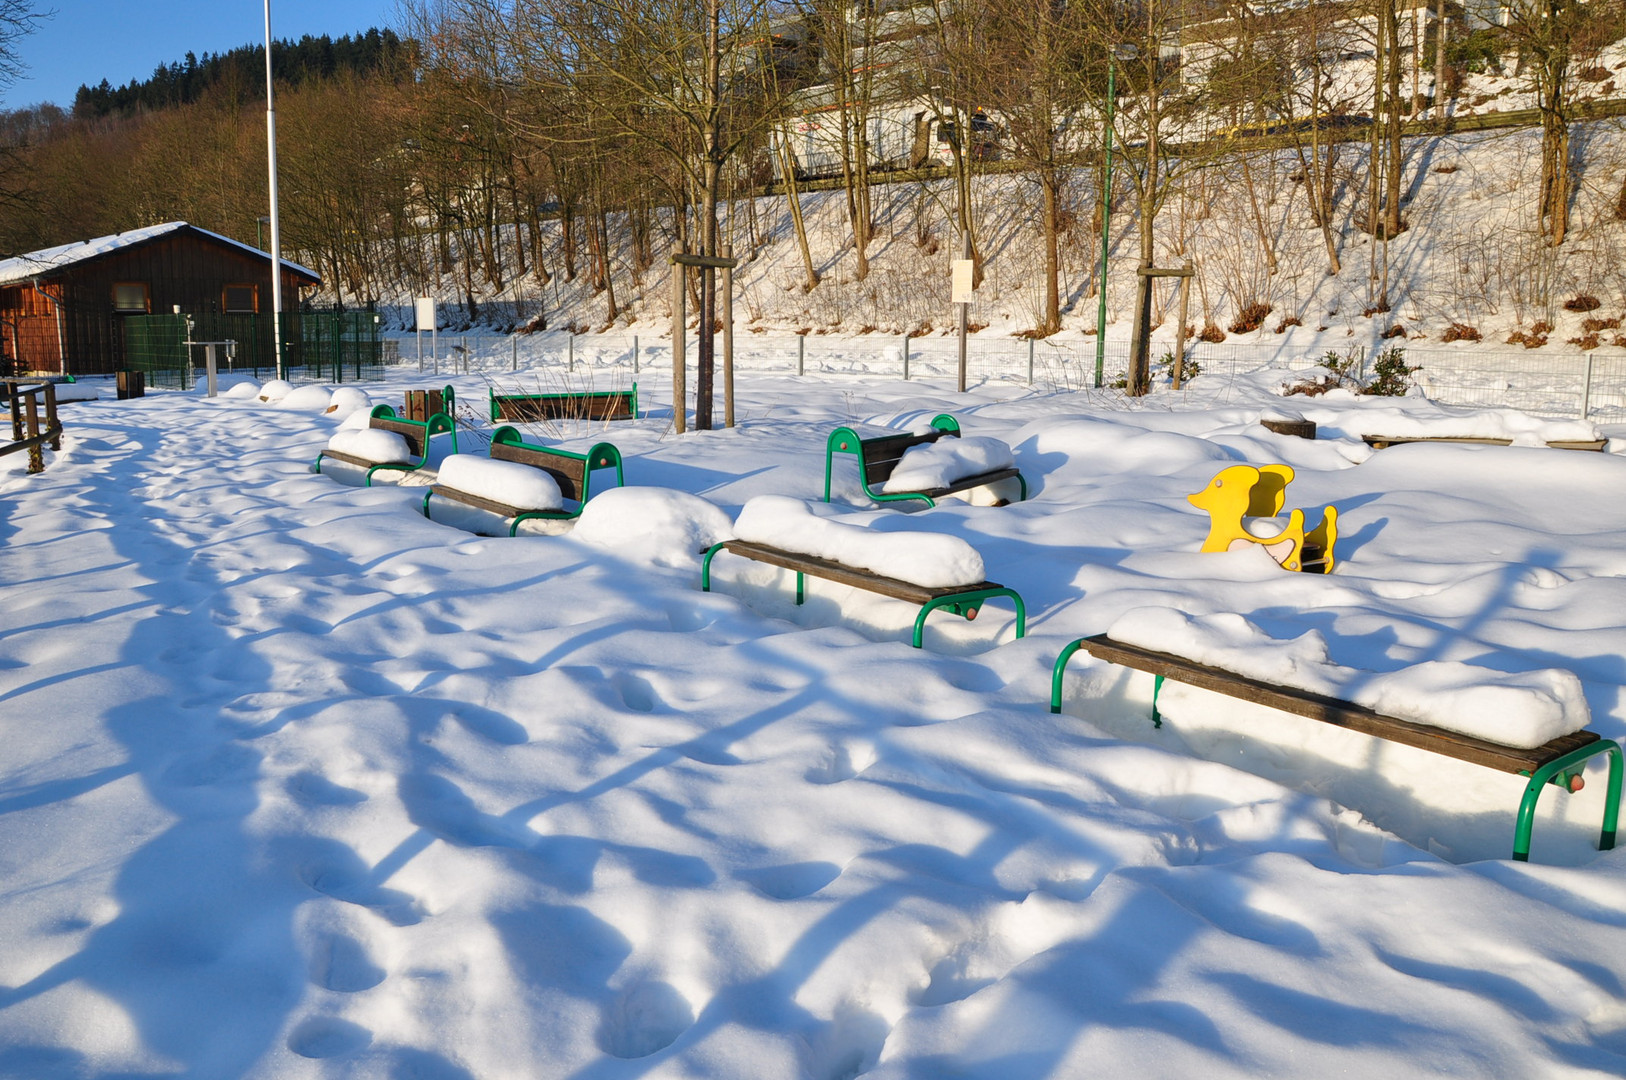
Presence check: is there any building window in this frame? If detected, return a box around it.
[223,284,258,313]
[112,282,149,313]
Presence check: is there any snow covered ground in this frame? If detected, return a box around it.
[4,359,1626,1078]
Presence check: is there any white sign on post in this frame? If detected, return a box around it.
[951,259,975,304]
[415,297,436,330]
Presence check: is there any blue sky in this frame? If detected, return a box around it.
[9,0,399,110]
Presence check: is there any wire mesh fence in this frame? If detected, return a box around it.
[123,310,387,389]
[381,329,1626,421]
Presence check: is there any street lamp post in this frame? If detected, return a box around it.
[264,2,286,381]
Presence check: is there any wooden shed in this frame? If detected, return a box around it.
[0,222,320,377]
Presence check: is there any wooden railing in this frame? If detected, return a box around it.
[1,379,63,474]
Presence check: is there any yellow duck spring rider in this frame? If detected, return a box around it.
[1187,463,1338,573]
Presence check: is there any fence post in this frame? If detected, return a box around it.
[798,334,805,376]
[1582,351,1595,420]
[903,333,910,380]
[1028,337,1035,385]
[568,333,574,373]
[633,334,640,375]
[512,337,518,372]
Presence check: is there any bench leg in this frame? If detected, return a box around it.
[700,542,726,592]
[1513,739,1622,862]
[912,588,1025,649]
[1051,639,1086,713]
[421,489,434,520]
[796,571,804,605]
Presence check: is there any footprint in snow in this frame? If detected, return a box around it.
[805,741,878,785]
[299,854,425,926]
[801,1006,891,1080]
[309,933,386,993]
[736,861,842,900]
[286,1016,372,1059]
[286,770,369,807]
[596,981,695,1059]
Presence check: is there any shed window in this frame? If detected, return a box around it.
[223,284,258,313]
[112,282,149,313]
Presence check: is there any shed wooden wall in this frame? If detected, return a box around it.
[0,229,316,375]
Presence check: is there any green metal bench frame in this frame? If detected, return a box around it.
[489,384,639,423]
[824,413,1028,509]
[701,538,1025,649]
[421,425,625,536]
[1051,633,1622,863]
[313,387,458,486]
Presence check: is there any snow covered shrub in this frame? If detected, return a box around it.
[1274,317,1302,334]
[1198,323,1226,343]
[1442,323,1481,343]
[1364,348,1421,396]
[1229,302,1272,334]
[1569,333,1602,350]
[1582,317,1621,332]
[1382,324,1407,339]
[1564,295,1602,312]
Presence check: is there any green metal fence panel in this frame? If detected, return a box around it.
[122,314,191,389]
[298,310,384,383]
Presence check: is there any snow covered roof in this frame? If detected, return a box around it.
[0,221,320,287]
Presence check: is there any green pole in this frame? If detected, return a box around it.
[1095,56,1116,390]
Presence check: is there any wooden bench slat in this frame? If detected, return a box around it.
[720,540,1001,605]
[490,440,588,502]
[1078,634,1599,774]
[426,484,558,520]
[491,389,637,423]
[886,466,1024,500]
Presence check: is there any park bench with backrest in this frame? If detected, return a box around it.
[422,425,624,535]
[824,414,1027,509]
[313,386,457,486]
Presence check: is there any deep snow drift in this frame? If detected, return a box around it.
[3,360,1626,1079]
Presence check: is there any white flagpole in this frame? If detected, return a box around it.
[265,0,286,380]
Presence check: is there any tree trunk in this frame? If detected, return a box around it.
[1038,167,1061,336]
[778,137,819,290]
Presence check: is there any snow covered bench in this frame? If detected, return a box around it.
[824,414,1027,509]
[701,496,1026,648]
[313,396,458,486]
[489,384,638,423]
[1050,623,1621,863]
[1361,435,1608,452]
[421,425,625,536]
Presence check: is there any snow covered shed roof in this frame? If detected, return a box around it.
[0,222,321,287]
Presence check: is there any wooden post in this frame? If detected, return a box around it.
[1173,261,1193,389]
[24,386,41,473]
[44,382,59,451]
[722,243,734,428]
[1129,260,1152,396]
[671,245,687,434]
[957,229,971,393]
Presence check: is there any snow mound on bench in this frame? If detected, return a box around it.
[325,427,412,465]
[734,495,986,588]
[437,454,563,511]
[574,487,733,568]
[258,379,294,403]
[1107,607,1590,749]
[224,380,261,399]
[882,436,1015,493]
